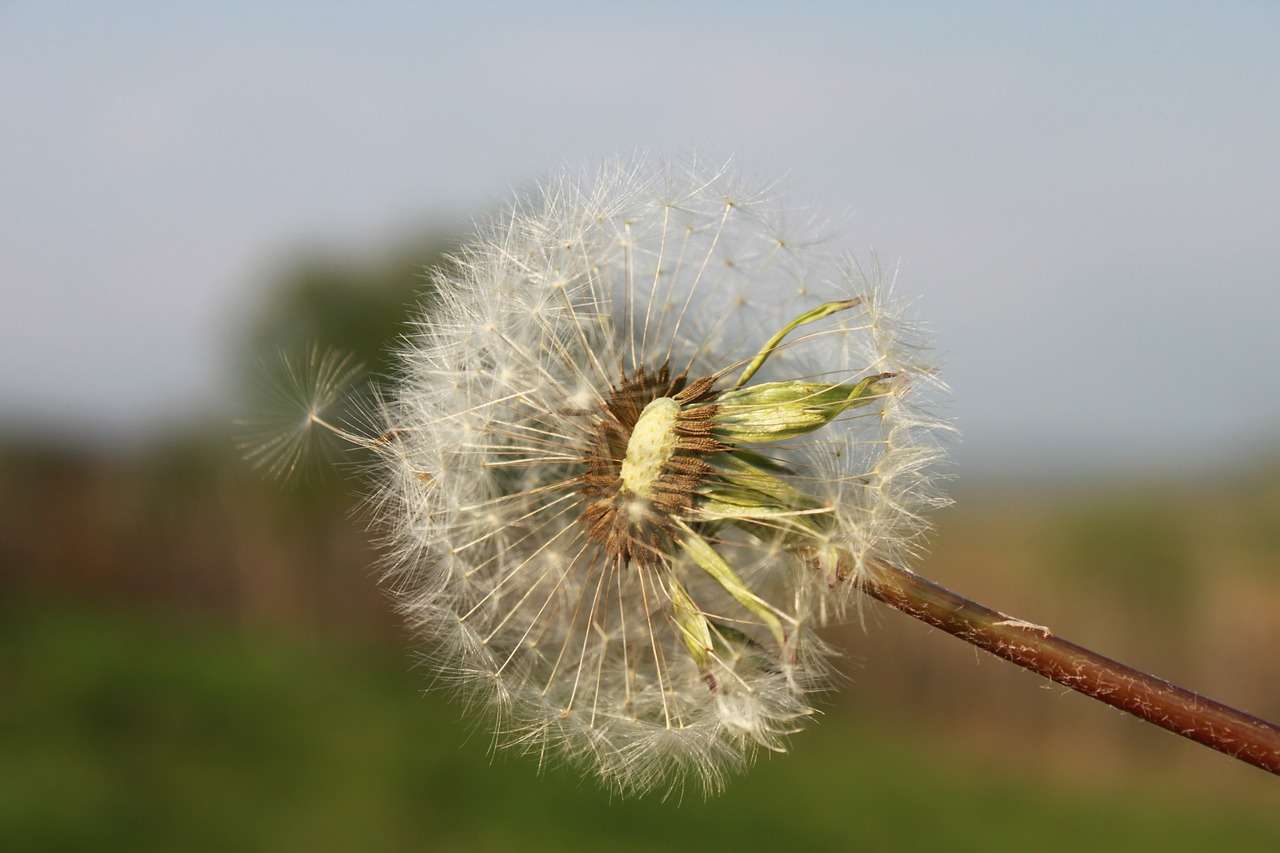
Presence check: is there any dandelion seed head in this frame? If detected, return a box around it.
[364,154,948,796]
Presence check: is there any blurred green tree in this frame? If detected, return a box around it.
[242,235,455,391]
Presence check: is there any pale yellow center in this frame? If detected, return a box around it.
[620,396,680,498]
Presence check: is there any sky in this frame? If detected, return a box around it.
[3,1,1279,478]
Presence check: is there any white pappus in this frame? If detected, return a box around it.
[293,155,948,796]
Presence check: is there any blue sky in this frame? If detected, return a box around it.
[3,1,1279,476]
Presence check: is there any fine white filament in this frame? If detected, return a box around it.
[367,156,947,796]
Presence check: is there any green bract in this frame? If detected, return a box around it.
[713,374,894,444]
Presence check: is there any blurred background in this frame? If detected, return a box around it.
[2,2,1278,850]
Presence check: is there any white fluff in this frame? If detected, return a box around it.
[366,155,949,796]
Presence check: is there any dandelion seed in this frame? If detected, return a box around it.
[239,346,367,482]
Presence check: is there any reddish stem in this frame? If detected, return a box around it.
[861,561,1280,776]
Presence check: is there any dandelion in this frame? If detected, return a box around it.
[341,156,944,795]
[257,154,1280,795]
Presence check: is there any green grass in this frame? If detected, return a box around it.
[2,600,1277,853]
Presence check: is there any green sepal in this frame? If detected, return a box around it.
[733,299,860,389]
[694,451,830,544]
[714,373,894,443]
[674,520,786,649]
[669,574,715,668]
[726,447,792,475]
[701,453,809,508]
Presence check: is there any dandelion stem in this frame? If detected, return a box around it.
[861,560,1280,776]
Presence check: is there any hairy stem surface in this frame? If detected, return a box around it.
[861,560,1280,776]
